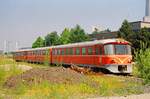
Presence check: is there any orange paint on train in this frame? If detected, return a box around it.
[13,39,133,73]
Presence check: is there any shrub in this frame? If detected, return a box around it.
[135,48,150,84]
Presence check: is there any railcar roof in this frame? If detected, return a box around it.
[14,46,53,52]
[14,39,129,52]
[53,38,128,49]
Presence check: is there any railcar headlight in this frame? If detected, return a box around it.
[128,59,132,63]
[111,59,116,63]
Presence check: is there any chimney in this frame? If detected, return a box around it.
[144,0,150,22]
[146,0,150,16]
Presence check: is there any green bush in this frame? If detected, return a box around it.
[135,48,150,84]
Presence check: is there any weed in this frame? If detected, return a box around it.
[135,48,150,84]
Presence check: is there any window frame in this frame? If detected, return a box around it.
[87,47,93,55]
[61,49,65,55]
[75,47,80,55]
[82,47,86,55]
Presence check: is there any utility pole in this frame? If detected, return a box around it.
[4,40,7,53]
[15,41,19,50]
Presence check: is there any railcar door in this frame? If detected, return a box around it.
[94,45,103,67]
[44,49,50,65]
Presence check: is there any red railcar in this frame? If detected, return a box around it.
[13,39,132,73]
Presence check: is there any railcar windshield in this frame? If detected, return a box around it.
[104,44,131,55]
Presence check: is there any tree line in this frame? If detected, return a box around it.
[32,25,90,48]
[118,20,150,50]
[33,20,150,50]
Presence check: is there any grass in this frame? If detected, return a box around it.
[0,55,15,65]
[2,75,143,99]
[0,55,146,99]
[0,65,23,85]
[0,55,50,69]
[89,75,143,96]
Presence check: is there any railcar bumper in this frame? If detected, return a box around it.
[104,64,132,73]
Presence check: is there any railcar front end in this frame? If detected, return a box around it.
[101,43,132,73]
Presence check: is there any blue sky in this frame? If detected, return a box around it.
[0,0,145,51]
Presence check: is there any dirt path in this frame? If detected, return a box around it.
[89,93,150,99]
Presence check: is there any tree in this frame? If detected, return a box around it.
[92,28,111,34]
[131,28,150,50]
[45,31,60,46]
[69,25,90,43]
[118,20,150,50]
[32,36,44,48]
[59,28,71,44]
[118,20,133,40]
[92,28,99,34]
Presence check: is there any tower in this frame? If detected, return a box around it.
[144,0,150,22]
[146,0,150,16]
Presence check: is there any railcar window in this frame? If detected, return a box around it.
[37,51,39,55]
[104,44,131,55]
[58,49,61,55]
[127,45,132,55]
[39,50,42,55]
[82,48,86,55]
[39,50,41,55]
[46,50,49,55]
[62,49,65,55]
[70,48,73,55]
[36,51,37,55]
[115,45,131,55]
[21,52,23,56]
[32,51,34,55]
[57,49,59,55]
[104,44,114,55]
[43,50,46,55]
[66,49,69,55]
[41,50,42,55]
[54,49,57,55]
[20,53,22,56]
[76,48,80,55]
[34,51,36,55]
[95,47,103,55]
[100,47,103,55]
[23,52,25,56]
[88,48,93,55]
[37,50,39,55]
[40,50,42,55]
[52,50,55,55]
[24,52,26,55]
[95,48,99,55]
